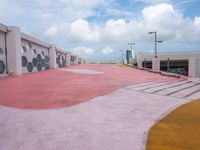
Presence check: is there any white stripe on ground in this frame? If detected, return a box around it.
[155,82,196,95]
[170,84,200,98]
[142,80,189,93]
[0,87,192,150]
[125,82,155,89]
[128,82,170,91]
[187,90,200,99]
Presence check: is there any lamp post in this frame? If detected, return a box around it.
[148,31,163,71]
[128,43,135,56]
[148,31,163,58]
[128,43,135,51]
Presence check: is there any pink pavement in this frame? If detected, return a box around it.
[0,64,185,109]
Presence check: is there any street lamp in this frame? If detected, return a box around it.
[128,43,135,51]
[148,31,163,58]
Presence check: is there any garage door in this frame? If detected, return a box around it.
[196,59,200,78]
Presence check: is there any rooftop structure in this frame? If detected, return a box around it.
[0,23,85,77]
[137,51,200,78]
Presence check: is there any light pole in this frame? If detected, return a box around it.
[128,43,135,56]
[148,31,163,71]
[148,31,163,58]
[128,43,135,51]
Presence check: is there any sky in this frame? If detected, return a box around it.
[0,0,200,62]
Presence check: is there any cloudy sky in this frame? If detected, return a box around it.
[0,0,200,62]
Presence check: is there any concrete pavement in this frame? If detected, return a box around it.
[0,65,196,150]
[0,64,183,109]
[0,85,192,150]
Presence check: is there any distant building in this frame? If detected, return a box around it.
[126,50,132,64]
[137,51,200,77]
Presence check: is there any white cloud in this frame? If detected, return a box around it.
[44,27,57,37]
[59,0,106,8]
[72,47,95,55]
[102,19,130,42]
[100,3,200,43]
[102,46,114,54]
[42,13,52,19]
[40,0,106,21]
[106,8,134,17]
[69,19,100,43]
[133,0,171,4]
[43,22,71,40]
[194,17,200,26]
[42,3,200,45]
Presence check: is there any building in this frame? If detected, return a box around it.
[0,23,85,77]
[137,51,200,77]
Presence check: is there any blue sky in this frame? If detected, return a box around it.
[0,0,200,62]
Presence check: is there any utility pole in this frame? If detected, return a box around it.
[128,43,135,51]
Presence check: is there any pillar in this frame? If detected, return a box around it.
[6,26,22,75]
[66,52,71,67]
[74,56,78,65]
[152,57,160,71]
[189,57,197,77]
[81,59,84,64]
[49,44,57,69]
[137,52,143,68]
[167,57,170,72]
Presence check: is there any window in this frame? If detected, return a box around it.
[22,46,27,54]
[0,47,4,55]
[33,49,37,54]
[41,51,45,56]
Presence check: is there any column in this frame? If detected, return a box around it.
[152,57,160,71]
[49,44,57,69]
[189,57,197,77]
[66,52,71,67]
[6,26,22,75]
[74,55,78,65]
[137,52,143,68]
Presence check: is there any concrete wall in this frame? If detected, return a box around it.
[55,49,67,68]
[0,30,6,75]
[21,39,50,73]
[70,55,76,65]
[0,22,85,77]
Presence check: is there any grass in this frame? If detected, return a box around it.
[146,100,200,150]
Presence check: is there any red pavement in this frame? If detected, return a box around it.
[0,64,185,109]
